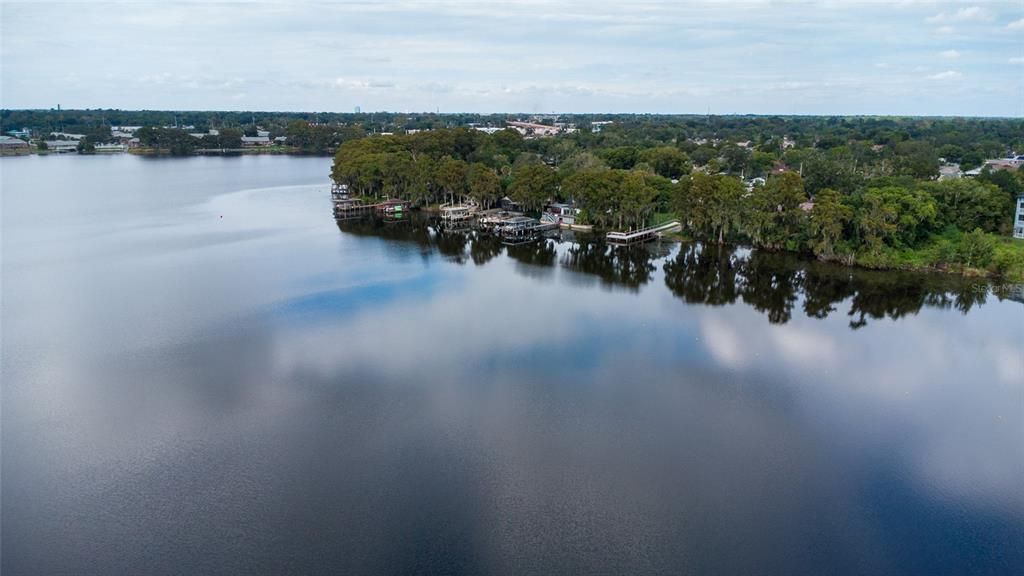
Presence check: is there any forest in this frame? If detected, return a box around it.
[330,126,1024,281]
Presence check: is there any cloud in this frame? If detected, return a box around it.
[1,0,1022,115]
[938,49,960,59]
[1008,18,1024,30]
[926,6,994,23]
[928,70,962,80]
[1010,57,1024,65]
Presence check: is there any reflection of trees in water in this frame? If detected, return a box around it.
[335,214,434,254]
[663,243,988,329]
[336,216,993,330]
[561,242,658,291]
[738,251,800,324]
[433,228,470,264]
[335,214,474,264]
[506,239,557,268]
[469,233,504,266]
[663,244,740,305]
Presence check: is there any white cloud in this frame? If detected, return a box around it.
[1010,57,1024,65]
[927,70,962,80]
[926,6,994,23]
[939,49,960,59]
[1007,18,1024,30]
[0,0,1021,115]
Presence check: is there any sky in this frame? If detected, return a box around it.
[1,0,1022,115]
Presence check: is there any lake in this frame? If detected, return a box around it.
[2,154,1022,575]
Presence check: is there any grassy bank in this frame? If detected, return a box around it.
[852,231,1024,283]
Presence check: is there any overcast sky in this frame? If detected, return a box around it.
[1,0,1022,115]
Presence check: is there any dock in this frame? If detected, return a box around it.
[606,221,681,244]
[332,184,411,220]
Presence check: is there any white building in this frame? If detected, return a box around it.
[240,136,270,146]
[1014,194,1024,239]
[49,131,85,140]
[938,164,962,180]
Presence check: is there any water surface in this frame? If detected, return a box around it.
[3,155,1022,575]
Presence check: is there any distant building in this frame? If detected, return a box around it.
[7,128,31,139]
[938,164,962,180]
[983,157,1023,172]
[240,136,271,147]
[43,140,79,152]
[591,120,614,133]
[1014,194,1024,240]
[0,135,30,154]
[49,131,85,140]
[507,121,559,137]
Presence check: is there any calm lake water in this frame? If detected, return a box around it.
[3,154,1022,575]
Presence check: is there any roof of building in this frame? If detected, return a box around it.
[0,135,29,146]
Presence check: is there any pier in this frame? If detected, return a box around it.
[332,184,410,220]
[606,221,682,245]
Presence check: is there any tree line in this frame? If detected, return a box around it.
[332,127,1024,280]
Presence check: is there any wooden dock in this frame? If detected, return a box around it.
[606,221,681,244]
[332,186,411,220]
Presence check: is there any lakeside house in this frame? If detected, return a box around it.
[42,140,79,152]
[241,136,271,147]
[0,135,30,154]
[7,128,32,139]
[1014,194,1024,240]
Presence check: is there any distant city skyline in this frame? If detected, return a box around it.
[2,1,1022,116]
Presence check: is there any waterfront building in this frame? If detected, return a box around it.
[1014,194,1024,240]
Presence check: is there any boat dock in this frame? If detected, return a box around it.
[332,184,411,219]
[606,221,682,244]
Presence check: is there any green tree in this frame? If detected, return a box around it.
[76,137,96,154]
[957,228,996,269]
[857,186,937,251]
[467,162,501,208]
[508,163,558,212]
[807,189,853,258]
[639,146,691,179]
[748,172,807,250]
